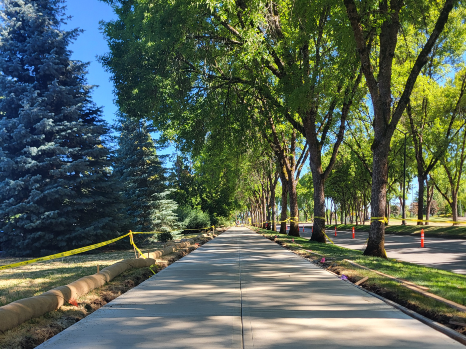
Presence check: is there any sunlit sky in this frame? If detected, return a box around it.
[64,0,117,126]
[63,0,176,161]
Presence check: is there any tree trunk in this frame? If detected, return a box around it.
[262,188,267,229]
[363,192,367,225]
[452,191,458,226]
[310,174,326,242]
[425,182,433,225]
[356,201,359,225]
[270,183,276,232]
[279,172,288,234]
[386,199,390,225]
[365,146,388,258]
[329,204,332,226]
[417,175,425,225]
[344,0,455,258]
[287,171,300,237]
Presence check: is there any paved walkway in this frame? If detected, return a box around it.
[299,225,466,274]
[38,228,463,348]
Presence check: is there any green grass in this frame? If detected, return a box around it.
[258,228,466,323]
[325,223,466,239]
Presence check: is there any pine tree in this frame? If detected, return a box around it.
[0,0,123,256]
[114,114,179,234]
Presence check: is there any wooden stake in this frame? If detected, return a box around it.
[355,276,369,286]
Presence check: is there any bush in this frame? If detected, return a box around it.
[157,232,173,243]
[212,215,234,227]
[177,206,211,230]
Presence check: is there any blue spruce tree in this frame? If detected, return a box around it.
[114,114,180,236]
[0,0,123,256]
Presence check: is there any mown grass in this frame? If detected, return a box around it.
[257,228,466,327]
[325,223,466,239]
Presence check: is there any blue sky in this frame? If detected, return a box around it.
[63,0,176,160]
[63,0,117,126]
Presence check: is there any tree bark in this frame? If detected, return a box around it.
[287,171,300,236]
[269,172,279,232]
[262,185,267,229]
[310,172,326,242]
[417,175,426,225]
[365,146,389,258]
[452,191,458,225]
[279,171,288,234]
[425,180,433,225]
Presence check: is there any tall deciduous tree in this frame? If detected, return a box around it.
[0,0,123,256]
[344,0,458,257]
[99,0,362,242]
[407,73,466,225]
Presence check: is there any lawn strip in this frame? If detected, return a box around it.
[255,227,466,336]
[324,224,466,239]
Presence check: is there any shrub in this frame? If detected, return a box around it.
[157,232,173,243]
[177,206,211,230]
[212,215,234,227]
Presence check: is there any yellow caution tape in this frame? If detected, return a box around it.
[0,233,133,271]
[371,217,388,223]
[397,217,466,224]
[129,231,155,274]
[322,231,335,244]
[0,230,165,272]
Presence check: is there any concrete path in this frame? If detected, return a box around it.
[298,225,466,274]
[38,228,464,348]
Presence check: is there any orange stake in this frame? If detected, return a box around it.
[335,226,337,237]
[421,229,425,248]
[352,226,355,239]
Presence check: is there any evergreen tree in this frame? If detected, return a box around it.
[114,114,179,234]
[0,0,123,256]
